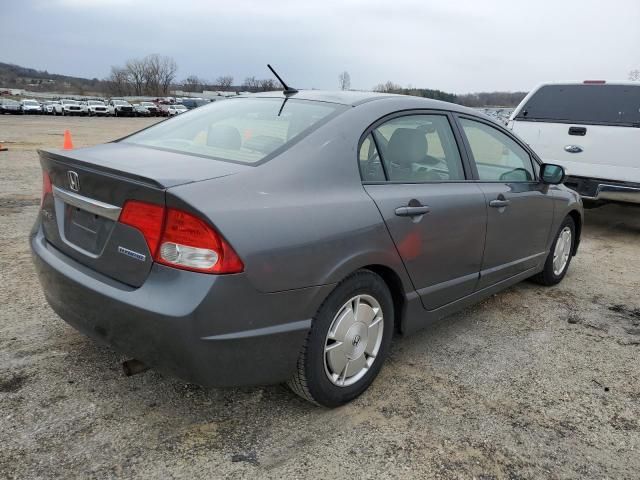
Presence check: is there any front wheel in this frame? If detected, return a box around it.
[288,270,394,407]
[531,216,575,286]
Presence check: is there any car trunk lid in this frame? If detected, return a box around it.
[39,143,248,287]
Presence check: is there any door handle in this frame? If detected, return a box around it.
[395,206,431,217]
[568,126,587,136]
[489,199,510,208]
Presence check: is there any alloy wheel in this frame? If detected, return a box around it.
[553,226,572,276]
[324,294,384,387]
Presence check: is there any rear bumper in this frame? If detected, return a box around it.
[31,225,333,386]
[564,176,640,205]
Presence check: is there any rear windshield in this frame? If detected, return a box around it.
[123,97,346,164]
[515,84,640,126]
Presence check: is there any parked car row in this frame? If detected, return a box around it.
[1,97,204,116]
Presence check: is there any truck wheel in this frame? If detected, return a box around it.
[288,270,394,407]
[531,216,575,286]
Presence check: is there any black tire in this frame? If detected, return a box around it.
[531,216,576,286]
[288,269,394,407]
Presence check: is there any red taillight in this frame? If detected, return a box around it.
[41,171,52,207]
[158,208,244,273]
[118,201,243,274]
[119,200,165,255]
[583,80,606,84]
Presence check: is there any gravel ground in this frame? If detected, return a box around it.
[0,116,638,479]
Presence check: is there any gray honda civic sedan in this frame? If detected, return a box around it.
[31,90,582,407]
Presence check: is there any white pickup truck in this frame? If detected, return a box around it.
[509,81,640,206]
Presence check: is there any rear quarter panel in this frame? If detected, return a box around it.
[166,102,418,294]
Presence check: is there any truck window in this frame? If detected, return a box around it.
[515,84,640,127]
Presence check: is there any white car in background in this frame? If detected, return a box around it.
[139,101,160,116]
[53,99,87,116]
[20,99,42,114]
[167,104,188,116]
[108,99,135,117]
[86,100,110,116]
[43,101,60,114]
[510,81,640,206]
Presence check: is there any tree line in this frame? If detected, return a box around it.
[369,78,526,107]
[106,54,281,96]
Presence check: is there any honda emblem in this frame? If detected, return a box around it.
[67,171,80,192]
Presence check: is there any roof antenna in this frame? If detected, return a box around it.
[268,64,298,95]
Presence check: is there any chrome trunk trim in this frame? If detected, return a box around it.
[52,186,122,221]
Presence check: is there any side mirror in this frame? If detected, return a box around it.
[540,163,565,185]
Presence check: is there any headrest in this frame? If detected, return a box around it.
[385,128,427,167]
[207,125,241,150]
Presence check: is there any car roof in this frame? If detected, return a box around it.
[246,89,480,115]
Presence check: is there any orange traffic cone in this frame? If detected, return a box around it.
[0,143,7,152]
[63,130,74,150]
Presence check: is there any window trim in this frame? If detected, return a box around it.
[452,113,541,184]
[357,109,473,185]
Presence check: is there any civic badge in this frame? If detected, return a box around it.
[67,171,80,192]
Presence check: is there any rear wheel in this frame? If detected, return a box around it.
[288,270,394,407]
[531,216,575,286]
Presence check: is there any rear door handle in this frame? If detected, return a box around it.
[568,126,587,136]
[489,199,510,208]
[395,206,431,217]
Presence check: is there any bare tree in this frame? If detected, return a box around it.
[182,75,203,92]
[338,71,351,90]
[126,58,148,95]
[258,78,276,91]
[372,81,401,93]
[152,54,178,96]
[215,75,234,90]
[243,76,260,91]
[109,54,178,96]
[106,66,131,96]
[629,69,640,81]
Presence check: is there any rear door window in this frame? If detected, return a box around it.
[515,84,640,126]
[365,114,465,183]
[359,134,386,182]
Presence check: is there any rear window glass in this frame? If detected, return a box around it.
[124,98,346,164]
[515,84,640,126]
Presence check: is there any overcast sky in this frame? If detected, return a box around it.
[1,0,639,93]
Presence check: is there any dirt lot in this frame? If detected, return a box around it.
[0,116,638,479]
